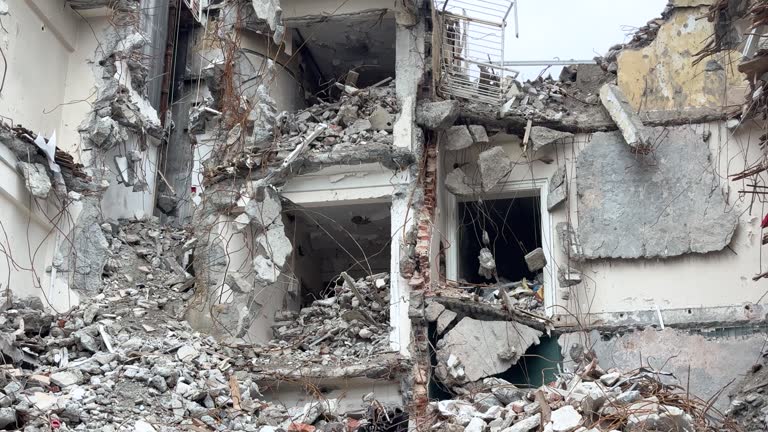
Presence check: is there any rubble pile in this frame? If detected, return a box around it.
[594,6,671,74]
[0,220,401,431]
[431,352,735,432]
[205,81,400,182]
[252,272,393,366]
[439,279,545,315]
[727,353,768,431]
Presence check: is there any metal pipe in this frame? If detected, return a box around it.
[491,59,597,66]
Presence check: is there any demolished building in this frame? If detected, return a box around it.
[3,0,768,430]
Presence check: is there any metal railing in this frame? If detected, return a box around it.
[434,0,519,105]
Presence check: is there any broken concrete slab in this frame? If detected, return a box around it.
[557,267,582,287]
[416,100,460,130]
[436,308,457,335]
[436,317,542,385]
[50,370,84,387]
[444,167,477,196]
[478,146,512,191]
[524,247,547,272]
[549,405,582,432]
[346,119,372,135]
[529,126,573,152]
[16,162,51,199]
[547,166,567,211]
[425,302,446,322]
[443,126,474,151]
[576,127,737,259]
[468,125,489,143]
[599,83,651,151]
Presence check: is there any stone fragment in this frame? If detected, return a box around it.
[369,106,394,131]
[468,125,489,143]
[177,345,198,362]
[436,308,457,335]
[436,318,542,384]
[17,162,51,199]
[416,100,460,130]
[24,392,60,411]
[478,247,496,279]
[478,146,512,191]
[226,272,254,293]
[346,119,372,135]
[599,83,651,151]
[445,167,477,196]
[524,247,547,272]
[134,420,157,432]
[600,372,620,386]
[425,302,446,322]
[464,417,486,432]
[0,408,15,429]
[436,400,480,426]
[550,405,582,432]
[547,166,567,211]
[558,267,582,287]
[484,378,526,405]
[576,127,737,259]
[529,126,573,152]
[444,126,474,151]
[50,370,84,387]
[556,222,582,259]
[502,413,540,432]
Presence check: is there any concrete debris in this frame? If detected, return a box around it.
[416,100,460,130]
[478,146,512,191]
[435,317,542,386]
[16,162,52,199]
[445,167,477,196]
[436,308,458,335]
[444,126,474,151]
[0,219,403,431]
[433,349,716,432]
[598,84,651,151]
[576,127,737,259]
[529,126,574,152]
[207,82,404,178]
[557,267,582,287]
[524,247,547,272]
[467,125,489,144]
[547,166,567,211]
[477,247,496,280]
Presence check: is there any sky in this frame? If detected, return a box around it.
[500,0,669,80]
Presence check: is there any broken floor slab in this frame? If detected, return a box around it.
[599,83,652,151]
[443,125,474,151]
[435,317,542,386]
[576,126,737,259]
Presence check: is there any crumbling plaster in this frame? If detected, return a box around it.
[617,2,747,111]
[441,121,767,321]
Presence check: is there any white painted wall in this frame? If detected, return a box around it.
[0,1,79,134]
[441,122,768,324]
[0,140,79,311]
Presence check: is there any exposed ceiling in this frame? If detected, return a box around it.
[288,11,396,87]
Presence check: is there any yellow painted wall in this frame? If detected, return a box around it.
[617,5,747,111]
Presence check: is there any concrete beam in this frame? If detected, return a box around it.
[599,83,652,152]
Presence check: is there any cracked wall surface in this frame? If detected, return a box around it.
[575,126,737,259]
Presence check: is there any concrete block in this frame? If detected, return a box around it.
[444,167,476,196]
[468,125,489,143]
[558,268,582,287]
[478,146,512,191]
[530,126,573,151]
[599,83,651,150]
[368,106,394,131]
[443,126,473,150]
[425,302,446,322]
[576,127,736,258]
[524,247,547,272]
[416,100,460,130]
[16,162,51,199]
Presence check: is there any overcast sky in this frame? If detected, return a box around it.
[500,0,668,80]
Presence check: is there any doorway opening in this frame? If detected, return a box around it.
[458,195,542,285]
